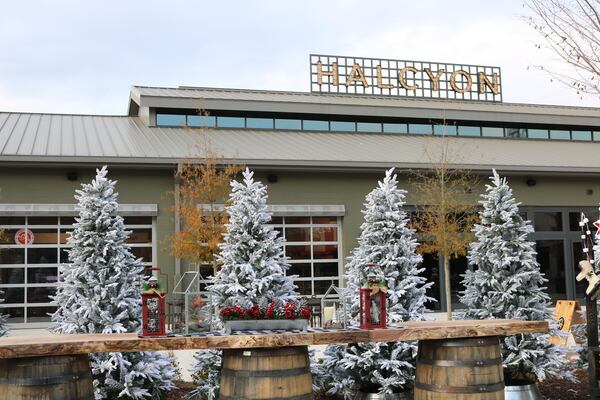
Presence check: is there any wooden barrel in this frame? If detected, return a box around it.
[0,354,94,400]
[414,336,504,400]
[219,346,313,400]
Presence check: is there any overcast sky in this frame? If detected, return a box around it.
[0,0,597,115]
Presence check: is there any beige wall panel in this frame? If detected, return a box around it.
[0,167,176,289]
[0,167,598,288]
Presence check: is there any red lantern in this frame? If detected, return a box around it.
[141,277,166,337]
[359,287,387,329]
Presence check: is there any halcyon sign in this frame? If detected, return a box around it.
[310,54,502,102]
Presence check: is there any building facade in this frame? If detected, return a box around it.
[1,80,600,327]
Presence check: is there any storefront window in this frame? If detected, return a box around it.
[569,212,585,231]
[449,256,468,307]
[285,227,310,242]
[458,126,481,137]
[434,125,457,136]
[187,116,216,128]
[286,245,311,260]
[357,122,382,133]
[419,253,441,311]
[275,119,301,130]
[0,215,155,325]
[330,121,356,132]
[27,248,58,264]
[271,216,341,297]
[155,113,594,142]
[312,227,337,242]
[314,279,339,295]
[156,114,185,127]
[534,212,562,231]
[383,123,407,134]
[246,118,273,129]
[550,130,570,140]
[505,128,527,138]
[528,129,549,139]
[481,127,504,137]
[289,263,311,278]
[409,124,433,135]
[572,131,592,141]
[536,240,566,301]
[303,120,329,131]
[217,116,244,128]
[0,268,24,284]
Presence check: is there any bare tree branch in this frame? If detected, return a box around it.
[524,0,600,95]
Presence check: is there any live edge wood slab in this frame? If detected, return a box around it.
[0,319,547,359]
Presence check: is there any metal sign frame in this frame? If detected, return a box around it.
[310,54,502,102]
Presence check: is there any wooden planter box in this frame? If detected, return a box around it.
[223,319,308,333]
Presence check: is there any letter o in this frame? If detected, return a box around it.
[450,70,473,93]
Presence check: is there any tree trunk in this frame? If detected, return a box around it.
[444,255,452,320]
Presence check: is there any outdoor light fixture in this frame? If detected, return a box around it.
[267,174,278,183]
[526,178,536,187]
[66,171,78,181]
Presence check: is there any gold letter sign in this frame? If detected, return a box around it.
[317,61,339,86]
[310,54,502,101]
[346,63,369,87]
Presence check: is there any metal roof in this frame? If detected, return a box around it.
[130,85,600,127]
[0,111,599,174]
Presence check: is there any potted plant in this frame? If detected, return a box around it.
[220,300,311,333]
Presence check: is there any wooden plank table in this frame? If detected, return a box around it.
[0,319,547,358]
[0,319,548,400]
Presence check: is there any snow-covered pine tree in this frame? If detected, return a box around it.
[210,167,298,309]
[188,168,299,399]
[459,169,567,382]
[0,290,8,337]
[186,349,222,400]
[51,166,177,400]
[318,168,432,398]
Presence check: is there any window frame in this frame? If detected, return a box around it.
[0,215,156,328]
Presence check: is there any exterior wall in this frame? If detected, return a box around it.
[258,170,600,256]
[2,167,599,282]
[0,165,176,285]
[0,165,598,326]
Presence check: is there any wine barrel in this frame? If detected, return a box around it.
[0,354,94,399]
[414,336,504,400]
[219,346,313,400]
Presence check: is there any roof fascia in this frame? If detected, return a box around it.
[136,95,600,127]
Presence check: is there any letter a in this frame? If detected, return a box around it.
[346,63,369,87]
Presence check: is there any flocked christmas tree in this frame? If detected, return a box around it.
[188,168,299,399]
[459,169,568,382]
[0,290,7,337]
[51,166,177,400]
[210,167,298,308]
[318,168,432,398]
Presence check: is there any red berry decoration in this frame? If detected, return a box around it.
[265,301,275,319]
[300,307,311,319]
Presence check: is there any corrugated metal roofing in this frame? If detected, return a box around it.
[0,111,599,173]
